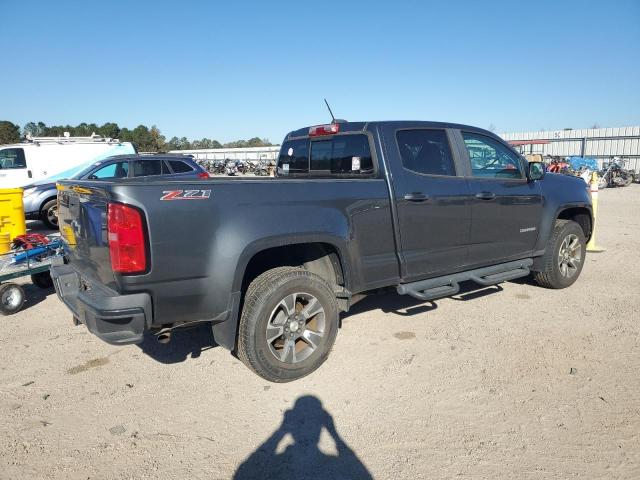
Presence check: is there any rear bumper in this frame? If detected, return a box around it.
[51,264,152,345]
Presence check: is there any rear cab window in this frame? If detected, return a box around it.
[277,133,374,178]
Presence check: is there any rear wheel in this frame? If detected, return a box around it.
[237,267,339,382]
[0,283,25,315]
[40,199,59,230]
[533,219,586,289]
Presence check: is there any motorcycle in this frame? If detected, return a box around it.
[235,160,248,175]
[211,159,226,175]
[598,158,633,188]
[254,159,271,176]
[225,159,239,176]
[546,158,571,174]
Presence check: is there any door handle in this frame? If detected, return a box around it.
[404,192,429,202]
[475,191,496,200]
[28,170,33,178]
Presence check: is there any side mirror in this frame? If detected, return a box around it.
[528,162,545,181]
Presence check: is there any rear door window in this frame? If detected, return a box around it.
[131,160,170,177]
[396,129,456,176]
[168,160,193,173]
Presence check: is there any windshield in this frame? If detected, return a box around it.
[70,161,107,179]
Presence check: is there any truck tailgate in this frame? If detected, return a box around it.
[57,182,118,288]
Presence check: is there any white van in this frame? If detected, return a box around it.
[0,134,136,188]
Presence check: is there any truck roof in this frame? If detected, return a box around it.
[284,121,496,140]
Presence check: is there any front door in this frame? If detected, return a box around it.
[0,148,29,187]
[457,131,542,267]
[383,126,472,281]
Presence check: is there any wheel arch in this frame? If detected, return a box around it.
[39,195,58,214]
[234,239,349,296]
[532,205,592,272]
[557,206,592,242]
[213,238,349,353]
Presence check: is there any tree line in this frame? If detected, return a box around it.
[0,120,273,151]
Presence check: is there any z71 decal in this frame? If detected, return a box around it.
[160,189,211,201]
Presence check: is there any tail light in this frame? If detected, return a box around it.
[107,203,147,274]
[309,123,340,136]
[197,171,210,179]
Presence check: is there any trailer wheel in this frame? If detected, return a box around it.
[0,283,26,315]
[237,266,339,382]
[31,271,54,289]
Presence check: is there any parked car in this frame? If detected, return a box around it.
[23,154,208,229]
[0,135,135,189]
[52,121,592,382]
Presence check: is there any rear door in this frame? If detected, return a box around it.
[455,130,542,266]
[381,125,472,280]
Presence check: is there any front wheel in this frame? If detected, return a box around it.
[40,199,59,230]
[533,219,586,289]
[237,267,339,382]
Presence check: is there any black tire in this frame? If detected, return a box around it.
[0,283,26,315]
[31,271,54,289]
[40,199,59,230]
[533,219,586,289]
[237,266,339,382]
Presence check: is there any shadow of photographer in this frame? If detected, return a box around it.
[234,395,372,480]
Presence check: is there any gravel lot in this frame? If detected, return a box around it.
[1,185,639,480]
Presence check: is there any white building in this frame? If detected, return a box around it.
[500,126,640,172]
[169,146,280,162]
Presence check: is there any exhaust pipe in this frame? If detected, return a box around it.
[156,328,172,344]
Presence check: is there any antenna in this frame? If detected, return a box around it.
[324,98,336,124]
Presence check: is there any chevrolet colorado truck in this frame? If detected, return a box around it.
[51,121,592,382]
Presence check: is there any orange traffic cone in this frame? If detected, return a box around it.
[586,172,605,253]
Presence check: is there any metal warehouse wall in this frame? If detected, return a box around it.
[169,146,280,161]
[500,126,640,172]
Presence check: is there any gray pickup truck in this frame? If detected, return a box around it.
[51,121,592,382]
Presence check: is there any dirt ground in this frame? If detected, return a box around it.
[1,186,639,480]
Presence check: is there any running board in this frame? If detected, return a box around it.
[397,259,533,302]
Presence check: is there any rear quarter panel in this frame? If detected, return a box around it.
[94,177,397,325]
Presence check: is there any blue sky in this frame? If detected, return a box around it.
[1,0,638,143]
